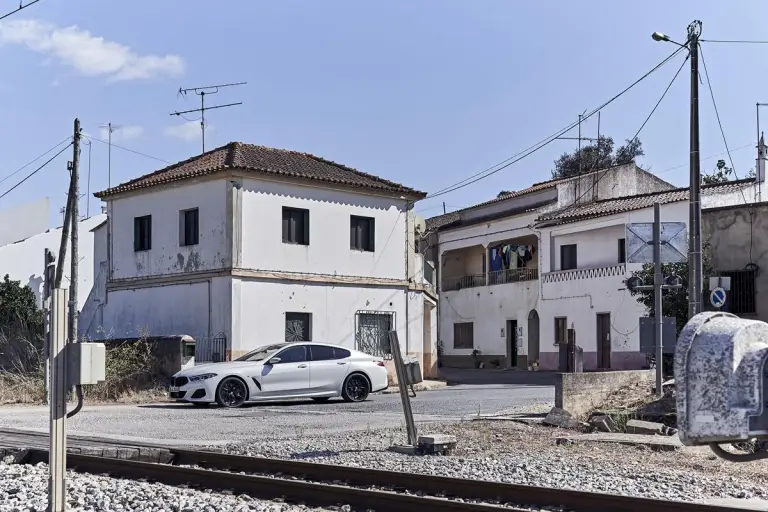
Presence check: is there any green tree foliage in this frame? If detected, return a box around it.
[628,243,714,334]
[702,159,756,185]
[0,274,43,340]
[551,136,645,179]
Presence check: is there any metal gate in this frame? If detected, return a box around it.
[354,310,395,358]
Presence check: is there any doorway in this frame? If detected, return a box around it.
[527,310,540,365]
[506,319,518,368]
[596,313,611,369]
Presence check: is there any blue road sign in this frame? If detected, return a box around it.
[711,287,726,308]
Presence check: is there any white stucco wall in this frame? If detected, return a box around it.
[240,178,408,280]
[109,180,229,280]
[0,214,105,310]
[233,279,423,356]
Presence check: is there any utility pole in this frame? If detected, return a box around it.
[442,202,446,215]
[688,20,703,320]
[70,118,80,345]
[171,82,246,153]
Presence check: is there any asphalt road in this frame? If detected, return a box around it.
[0,384,553,446]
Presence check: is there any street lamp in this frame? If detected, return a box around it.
[651,21,703,321]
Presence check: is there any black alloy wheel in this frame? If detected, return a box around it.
[216,377,247,408]
[341,374,370,402]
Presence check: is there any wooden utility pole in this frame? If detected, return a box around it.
[69,118,80,343]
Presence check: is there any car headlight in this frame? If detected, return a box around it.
[188,373,217,382]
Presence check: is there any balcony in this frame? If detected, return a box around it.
[488,267,539,285]
[443,273,486,291]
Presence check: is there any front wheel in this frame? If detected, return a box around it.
[341,374,370,403]
[216,377,248,408]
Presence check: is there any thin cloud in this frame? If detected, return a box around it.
[0,19,184,81]
[165,121,208,142]
[99,125,144,141]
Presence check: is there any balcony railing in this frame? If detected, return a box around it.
[488,267,539,285]
[442,273,485,291]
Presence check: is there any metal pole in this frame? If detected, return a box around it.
[388,331,418,446]
[653,202,664,398]
[201,91,206,153]
[688,21,703,319]
[107,122,111,189]
[85,139,92,218]
[48,287,68,512]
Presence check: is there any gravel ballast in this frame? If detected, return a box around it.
[0,461,333,512]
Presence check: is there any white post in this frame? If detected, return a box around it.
[49,288,68,512]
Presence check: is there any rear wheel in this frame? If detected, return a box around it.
[311,397,331,403]
[341,374,370,402]
[216,377,247,408]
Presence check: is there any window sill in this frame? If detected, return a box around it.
[180,243,199,248]
[282,241,309,246]
[134,249,151,253]
[350,248,374,253]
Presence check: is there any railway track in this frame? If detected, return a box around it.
[13,446,749,512]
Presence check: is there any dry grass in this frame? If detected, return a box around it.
[0,332,168,405]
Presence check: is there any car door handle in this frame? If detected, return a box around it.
[298,364,308,368]
[336,361,347,365]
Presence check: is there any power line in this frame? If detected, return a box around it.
[424,45,687,201]
[554,49,690,214]
[655,143,753,175]
[85,136,172,164]
[0,142,73,201]
[0,136,73,187]
[0,0,43,22]
[701,39,768,44]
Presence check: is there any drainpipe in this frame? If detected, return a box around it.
[404,202,411,354]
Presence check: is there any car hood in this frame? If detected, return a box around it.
[174,361,258,377]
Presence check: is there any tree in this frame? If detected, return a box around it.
[702,159,756,184]
[551,136,644,179]
[628,242,714,335]
[0,274,43,339]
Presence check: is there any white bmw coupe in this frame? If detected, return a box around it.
[169,342,389,408]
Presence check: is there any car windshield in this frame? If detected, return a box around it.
[235,343,290,362]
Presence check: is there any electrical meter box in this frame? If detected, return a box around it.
[675,312,768,446]
[68,342,107,386]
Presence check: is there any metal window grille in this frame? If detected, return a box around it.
[720,270,757,315]
[554,317,567,344]
[355,310,394,357]
[453,322,474,349]
[285,312,312,341]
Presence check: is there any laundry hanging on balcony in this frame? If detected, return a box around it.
[489,246,504,272]
[496,244,536,269]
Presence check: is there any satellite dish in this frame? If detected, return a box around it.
[414,215,427,234]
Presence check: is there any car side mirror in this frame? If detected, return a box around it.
[268,357,281,365]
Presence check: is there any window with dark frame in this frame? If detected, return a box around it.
[618,238,626,264]
[453,322,474,349]
[560,244,577,270]
[282,207,310,245]
[180,208,199,246]
[554,317,567,344]
[720,270,757,315]
[133,215,152,252]
[350,215,375,252]
[285,312,312,341]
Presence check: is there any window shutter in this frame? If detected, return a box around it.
[146,216,152,250]
[368,217,375,252]
[350,217,357,249]
[303,209,310,245]
[134,218,140,251]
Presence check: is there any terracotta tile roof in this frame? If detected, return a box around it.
[94,142,426,199]
[535,178,755,227]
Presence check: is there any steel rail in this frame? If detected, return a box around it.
[21,447,746,512]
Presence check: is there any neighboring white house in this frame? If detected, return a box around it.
[0,206,106,311]
[426,161,762,371]
[80,142,438,376]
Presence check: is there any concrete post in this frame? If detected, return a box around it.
[49,288,69,512]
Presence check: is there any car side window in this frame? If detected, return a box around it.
[333,348,351,359]
[275,345,307,364]
[309,345,335,361]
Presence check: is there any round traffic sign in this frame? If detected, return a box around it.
[710,287,726,308]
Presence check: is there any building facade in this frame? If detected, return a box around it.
[428,162,761,371]
[80,142,437,374]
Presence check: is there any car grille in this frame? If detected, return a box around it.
[170,391,186,399]
[170,376,188,387]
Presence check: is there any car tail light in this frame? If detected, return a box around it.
[375,361,385,367]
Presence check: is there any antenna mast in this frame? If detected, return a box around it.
[171,81,246,153]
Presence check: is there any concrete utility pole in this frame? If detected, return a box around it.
[70,118,81,344]
[48,287,68,512]
[687,20,703,320]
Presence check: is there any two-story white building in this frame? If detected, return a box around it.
[426,161,762,371]
[80,142,437,375]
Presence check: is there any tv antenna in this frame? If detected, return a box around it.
[99,122,122,188]
[170,81,246,153]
